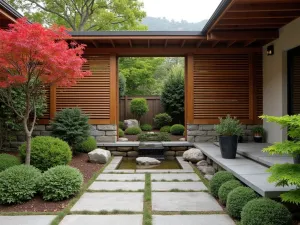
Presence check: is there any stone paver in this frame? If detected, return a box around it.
[152,182,207,191]
[136,169,193,173]
[102,169,135,174]
[89,181,144,191]
[97,173,145,181]
[60,215,143,225]
[71,192,143,212]
[152,192,223,212]
[151,173,199,181]
[153,215,235,225]
[0,216,56,225]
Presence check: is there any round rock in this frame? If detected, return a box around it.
[136,157,161,165]
[183,148,204,163]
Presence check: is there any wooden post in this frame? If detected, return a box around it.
[125,95,128,119]
[186,54,194,125]
[110,54,117,125]
[50,85,56,119]
[249,53,255,124]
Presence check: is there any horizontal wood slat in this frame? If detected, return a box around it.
[291,55,300,114]
[254,52,263,123]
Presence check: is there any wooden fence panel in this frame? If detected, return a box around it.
[119,96,164,126]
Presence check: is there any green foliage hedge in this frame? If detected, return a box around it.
[75,136,96,153]
[140,124,152,131]
[0,154,21,172]
[160,125,171,133]
[241,198,292,225]
[119,128,124,137]
[170,124,185,135]
[218,180,242,205]
[119,121,126,131]
[51,108,90,149]
[137,132,170,142]
[19,136,72,171]
[154,113,172,129]
[130,98,149,121]
[210,171,235,197]
[39,165,83,201]
[0,165,41,204]
[125,127,142,135]
[226,187,257,219]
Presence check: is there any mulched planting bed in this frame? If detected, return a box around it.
[0,152,103,213]
[124,130,184,142]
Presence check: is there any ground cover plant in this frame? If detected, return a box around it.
[0,153,21,172]
[137,132,171,141]
[119,128,125,137]
[125,126,142,135]
[141,124,152,131]
[160,125,171,133]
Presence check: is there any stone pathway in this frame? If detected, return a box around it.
[0,157,236,225]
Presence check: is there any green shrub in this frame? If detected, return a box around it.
[19,136,72,171]
[170,124,185,135]
[215,115,243,136]
[125,127,142,135]
[210,171,235,197]
[51,108,90,149]
[160,125,171,133]
[227,187,258,219]
[154,113,172,129]
[130,98,149,122]
[39,165,83,201]
[241,198,292,225]
[218,180,242,205]
[141,124,152,131]
[75,136,96,153]
[0,165,41,204]
[119,121,126,131]
[119,73,126,97]
[0,154,21,172]
[137,132,171,142]
[119,128,124,137]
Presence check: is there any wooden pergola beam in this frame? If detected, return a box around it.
[148,39,151,48]
[181,40,186,48]
[196,40,203,48]
[228,3,300,12]
[91,40,99,48]
[212,41,219,48]
[214,24,283,30]
[164,39,168,48]
[218,18,291,26]
[208,30,279,40]
[128,39,132,48]
[223,11,300,19]
[110,40,115,48]
[227,40,236,48]
[0,8,16,23]
[70,36,206,40]
[244,39,256,47]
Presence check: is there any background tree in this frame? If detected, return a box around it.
[119,73,126,97]
[0,19,90,164]
[130,98,149,124]
[8,0,146,31]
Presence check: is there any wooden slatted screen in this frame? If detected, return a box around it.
[56,55,111,122]
[254,53,263,123]
[193,54,250,122]
[290,54,300,114]
[41,87,50,120]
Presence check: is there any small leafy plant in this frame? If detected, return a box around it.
[125,127,142,135]
[252,126,264,137]
[75,136,96,153]
[154,113,172,129]
[170,124,185,135]
[140,124,153,131]
[215,115,243,136]
[160,125,171,133]
[119,128,124,137]
[130,98,149,123]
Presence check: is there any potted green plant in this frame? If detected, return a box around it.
[252,126,264,143]
[215,115,243,159]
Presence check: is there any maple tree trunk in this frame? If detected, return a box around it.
[24,118,32,165]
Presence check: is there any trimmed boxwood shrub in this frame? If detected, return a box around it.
[19,136,72,171]
[75,136,96,153]
[160,126,171,133]
[125,127,142,135]
[119,121,126,131]
[218,180,242,205]
[130,98,149,122]
[154,113,172,129]
[0,165,41,204]
[119,128,124,137]
[210,171,235,197]
[227,186,258,219]
[141,124,153,131]
[170,124,185,135]
[0,153,21,172]
[137,132,171,142]
[241,198,292,225]
[39,165,83,201]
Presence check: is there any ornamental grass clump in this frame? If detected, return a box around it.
[210,171,235,197]
[0,153,21,172]
[218,180,243,205]
[260,114,300,205]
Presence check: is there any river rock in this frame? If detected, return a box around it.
[183,148,204,163]
[119,137,128,142]
[205,174,213,181]
[136,157,161,165]
[124,119,139,129]
[197,160,208,167]
[88,148,111,164]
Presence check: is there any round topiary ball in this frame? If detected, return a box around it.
[218,180,242,205]
[125,127,142,135]
[0,165,41,204]
[19,136,72,171]
[227,186,258,219]
[160,126,171,133]
[170,124,185,135]
[0,153,21,172]
[141,124,153,131]
[210,171,235,197]
[75,136,96,153]
[241,198,292,225]
[119,128,124,137]
[39,165,83,201]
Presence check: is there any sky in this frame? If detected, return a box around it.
[142,0,222,23]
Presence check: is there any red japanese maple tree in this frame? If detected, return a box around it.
[0,18,90,164]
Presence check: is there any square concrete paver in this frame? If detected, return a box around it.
[0,215,56,225]
[153,215,235,225]
[89,181,145,191]
[97,173,145,181]
[151,173,199,181]
[152,182,207,191]
[152,192,222,212]
[60,215,143,225]
[71,192,143,212]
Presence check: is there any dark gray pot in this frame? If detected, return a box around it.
[219,135,238,159]
[293,154,300,164]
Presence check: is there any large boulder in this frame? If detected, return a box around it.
[136,157,161,165]
[88,148,111,164]
[124,119,139,129]
[183,148,204,163]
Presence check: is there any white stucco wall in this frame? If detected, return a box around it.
[263,17,300,143]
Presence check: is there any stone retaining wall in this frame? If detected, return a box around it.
[187,124,256,143]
